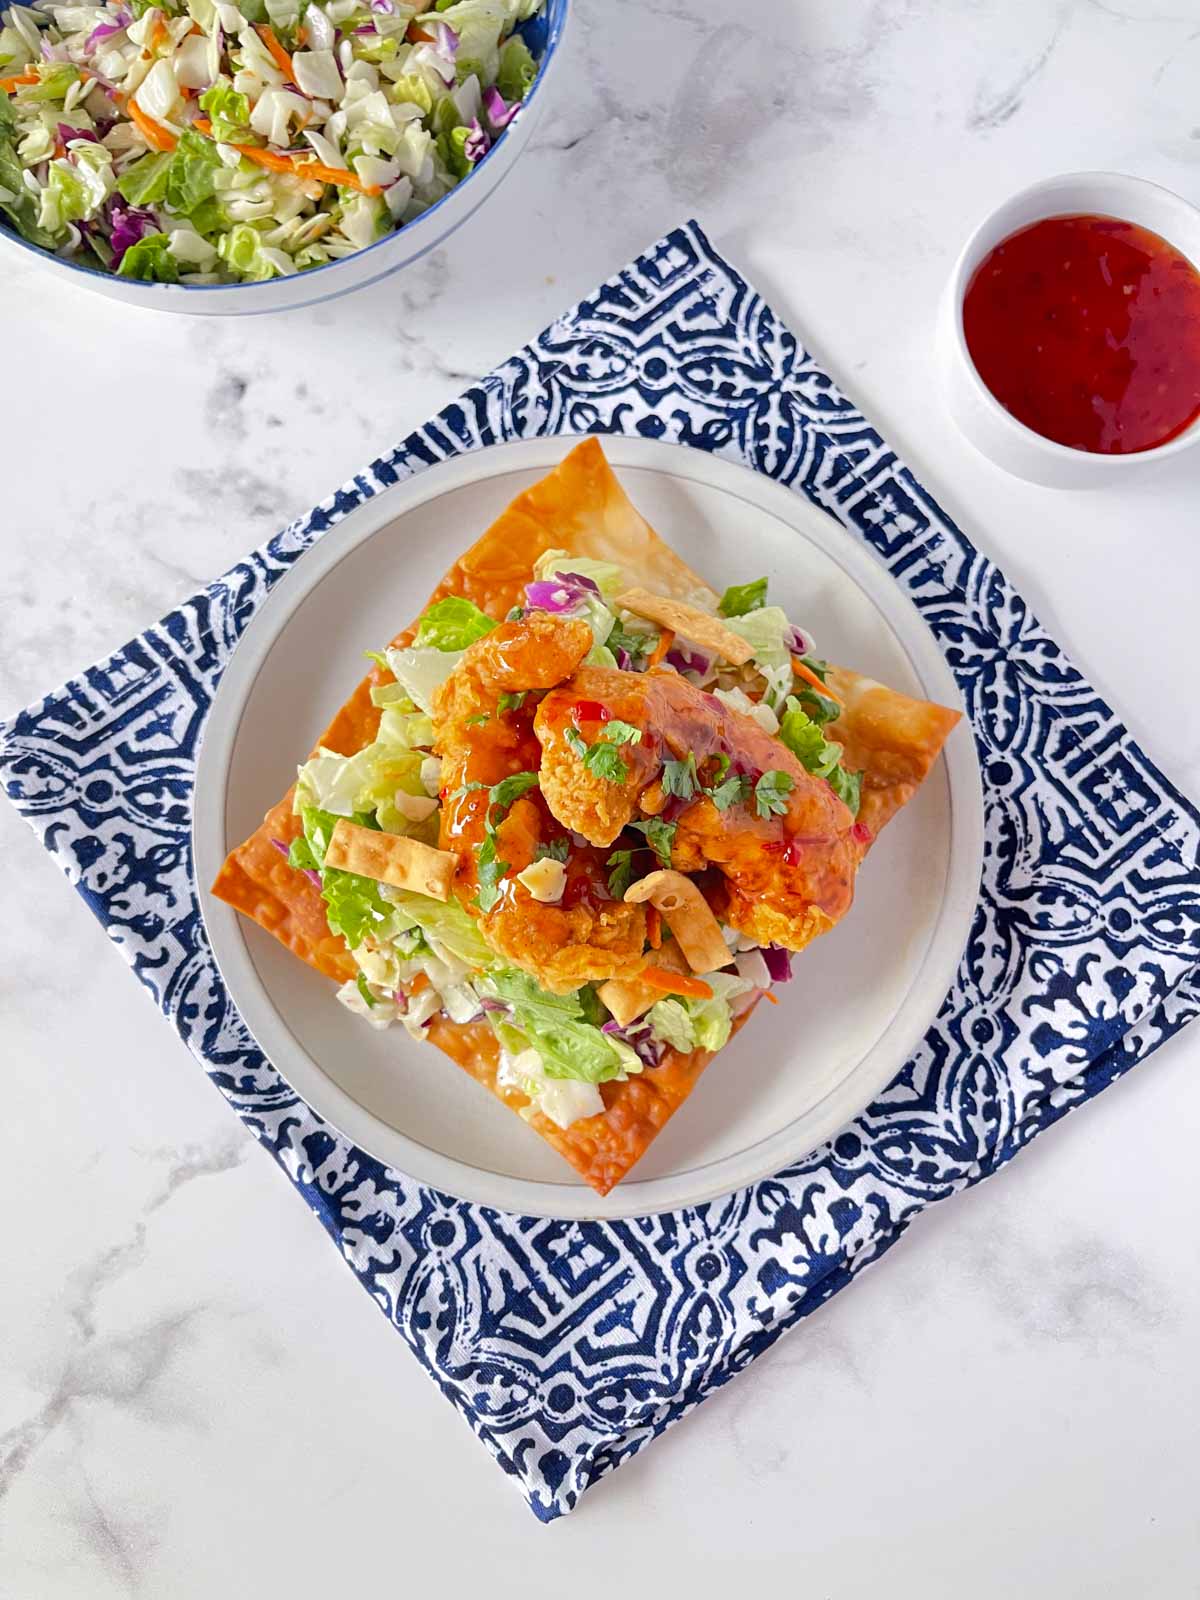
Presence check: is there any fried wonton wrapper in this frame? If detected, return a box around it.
[212,438,961,1195]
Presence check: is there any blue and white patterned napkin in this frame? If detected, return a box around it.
[4,221,1199,1522]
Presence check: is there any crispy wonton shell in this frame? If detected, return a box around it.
[212,438,960,1195]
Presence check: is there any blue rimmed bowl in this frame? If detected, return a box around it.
[0,0,567,315]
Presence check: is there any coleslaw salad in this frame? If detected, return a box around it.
[0,0,546,283]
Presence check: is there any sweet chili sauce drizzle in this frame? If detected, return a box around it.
[962,213,1200,454]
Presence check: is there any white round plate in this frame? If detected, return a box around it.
[195,437,983,1220]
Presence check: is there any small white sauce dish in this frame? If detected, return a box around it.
[937,170,1200,488]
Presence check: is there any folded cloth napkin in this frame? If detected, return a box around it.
[4,221,1199,1523]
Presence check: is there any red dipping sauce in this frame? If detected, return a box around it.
[962,214,1200,454]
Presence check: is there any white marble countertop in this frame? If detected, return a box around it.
[3,0,1199,1592]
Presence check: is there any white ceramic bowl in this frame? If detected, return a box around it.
[0,0,567,316]
[938,171,1200,487]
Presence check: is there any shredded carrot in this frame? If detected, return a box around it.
[791,655,842,704]
[297,157,383,194]
[296,24,308,45]
[255,23,297,83]
[236,142,296,173]
[646,905,662,950]
[409,972,430,995]
[760,989,779,1005]
[188,20,202,33]
[191,116,383,194]
[407,21,436,42]
[53,139,66,158]
[646,628,675,670]
[128,98,178,151]
[0,72,39,90]
[638,965,714,1001]
[149,14,168,51]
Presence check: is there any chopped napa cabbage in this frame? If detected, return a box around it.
[777,697,843,778]
[198,77,252,143]
[719,577,768,617]
[723,605,797,710]
[414,595,497,652]
[299,805,397,948]
[647,972,756,1056]
[38,149,112,231]
[117,150,173,206]
[383,887,494,971]
[532,547,624,601]
[164,127,223,221]
[481,970,641,1085]
[117,232,180,282]
[384,643,463,716]
[495,32,536,100]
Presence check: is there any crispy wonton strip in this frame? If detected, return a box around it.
[614,587,754,666]
[324,819,455,901]
[624,870,731,974]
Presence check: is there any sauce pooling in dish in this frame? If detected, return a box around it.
[962,213,1200,454]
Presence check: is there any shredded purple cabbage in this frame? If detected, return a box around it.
[615,648,634,671]
[787,625,813,657]
[601,1017,665,1069]
[479,997,510,1014]
[107,199,157,269]
[524,571,599,614]
[664,644,711,676]
[58,123,99,145]
[84,13,129,49]
[432,20,459,57]
[463,117,490,164]
[762,945,793,983]
[482,84,519,132]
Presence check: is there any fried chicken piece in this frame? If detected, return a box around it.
[535,665,867,953]
[433,615,648,993]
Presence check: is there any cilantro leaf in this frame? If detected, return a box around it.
[470,772,539,911]
[584,742,629,784]
[497,691,527,715]
[600,720,643,748]
[702,757,749,811]
[606,619,650,664]
[535,838,570,863]
[719,577,768,617]
[476,833,509,913]
[662,754,698,801]
[631,817,676,868]
[569,719,642,785]
[488,771,539,817]
[466,712,490,727]
[606,849,637,898]
[754,770,795,820]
